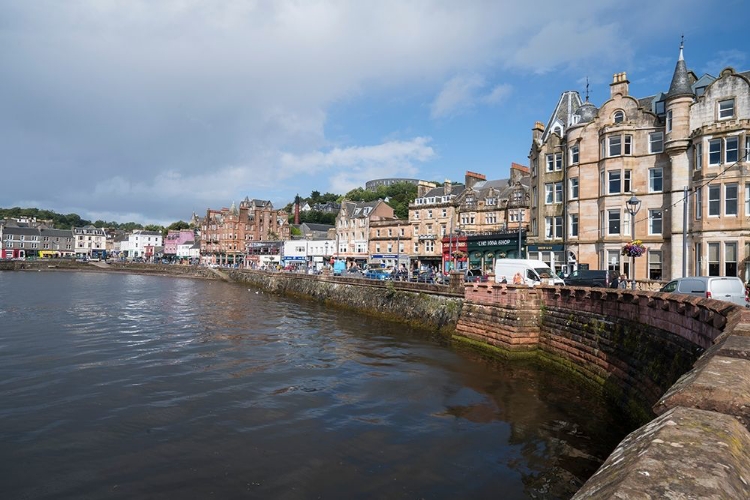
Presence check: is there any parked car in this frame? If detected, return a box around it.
[465,268,488,282]
[410,270,436,284]
[564,269,619,288]
[364,269,392,281]
[659,276,748,307]
[344,268,364,278]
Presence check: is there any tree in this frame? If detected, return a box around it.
[167,221,191,231]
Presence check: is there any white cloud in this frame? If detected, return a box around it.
[431,76,512,119]
[0,0,712,224]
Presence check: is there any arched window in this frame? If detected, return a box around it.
[613,110,625,123]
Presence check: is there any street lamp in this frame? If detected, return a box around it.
[626,194,642,290]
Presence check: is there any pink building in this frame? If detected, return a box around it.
[164,229,195,258]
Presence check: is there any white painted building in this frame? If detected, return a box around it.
[282,239,336,271]
[73,225,107,257]
[120,230,163,260]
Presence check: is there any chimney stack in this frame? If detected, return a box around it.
[610,72,629,98]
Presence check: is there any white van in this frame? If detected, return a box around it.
[659,276,748,307]
[494,259,564,286]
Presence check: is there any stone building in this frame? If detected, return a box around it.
[200,198,290,266]
[368,218,412,269]
[527,42,750,282]
[335,200,394,267]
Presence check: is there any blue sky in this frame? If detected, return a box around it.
[1,0,748,226]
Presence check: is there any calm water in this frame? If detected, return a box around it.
[0,271,631,499]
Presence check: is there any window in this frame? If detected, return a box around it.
[608,171,621,194]
[532,187,537,207]
[607,135,631,157]
[545,183,554,204]
[544,217,563,239]
[708,185,720,216]
[695,142,702,170]
[649,210,662,235]
[726,136,738,163]
[655,100,665,115]
[695,243,702,275]
[624,170,631,193]
[427,209,433,219]
[609,136,621,156]
[608,210,621,235]
[718,99,735,120]
[666,110,673,132]
[570,145,579,164]
[442,209,447,217]
[725,242,737,276]
[613,110,624,123]
[570,214,579,237]
[648,251,663,281]
[532,158,538,177]
[554,182,563,203]
[725,184,738,215]
[746,137,750,163]
[696,186,703,219]
[709,139,721,165]
[545,153,561,171]
[708,243,720,276]
[649,132,664,153]
[649,168,663,193]
[570,178,579,199]
[746,184,750,216]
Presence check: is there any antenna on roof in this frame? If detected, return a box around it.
[585,77,590,102]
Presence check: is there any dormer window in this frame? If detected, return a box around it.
[613,111,625,123]
[719,99,735,120]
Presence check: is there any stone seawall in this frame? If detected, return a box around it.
[224,269,463,333]
[457,282,750,499]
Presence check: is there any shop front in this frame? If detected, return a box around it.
[441,235,468,272]
[527,244,567,275]
[466,232,524,274]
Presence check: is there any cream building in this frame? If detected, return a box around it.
[528,42,750,283]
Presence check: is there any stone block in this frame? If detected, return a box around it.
[573,407,750,499]
[654,352,750,430]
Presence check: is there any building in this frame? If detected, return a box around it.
[365,178,420,191]
[527,41,750,282]
[39,228,75,258]
[1,224,41,259]
[73,225,107,258]
[200,198,290,267]
[120,230,163,261]
[335,200,395,267]
[409,179,464,271]
[164,229,196,260]
[282,238,336,271]
[368,218,412,269]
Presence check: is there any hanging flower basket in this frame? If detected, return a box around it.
[622,240,646,258]
[452,250,467,259]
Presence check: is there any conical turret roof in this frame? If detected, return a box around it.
[667,41,693,98]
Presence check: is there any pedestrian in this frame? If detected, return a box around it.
[512,272,523,285]
[618,274,628,289]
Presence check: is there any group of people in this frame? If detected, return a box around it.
[498,272,525,285]
[610,274,629,289]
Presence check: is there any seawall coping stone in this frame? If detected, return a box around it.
[572,406,750,499]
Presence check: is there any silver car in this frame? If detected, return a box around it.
[659,276,748,307]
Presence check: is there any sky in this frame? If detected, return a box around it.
[2,0,748,227]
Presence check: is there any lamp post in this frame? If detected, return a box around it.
[626,194,642,290]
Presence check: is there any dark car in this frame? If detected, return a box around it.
[465,268,488,282]
[410,270,436,284]
[564,269,619,288]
